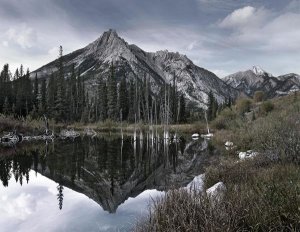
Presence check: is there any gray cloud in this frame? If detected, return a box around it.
[0,0,299,77]
[6,23,37,49]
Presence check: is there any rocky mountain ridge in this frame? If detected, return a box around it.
[224,66,300,97]
[33,29,237,108]
[33,30,299,105]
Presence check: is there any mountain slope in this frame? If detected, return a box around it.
[33,29,237,108]
[224,66,300,97]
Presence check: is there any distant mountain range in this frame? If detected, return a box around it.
[32,30,299,107]
[223,66,300,98]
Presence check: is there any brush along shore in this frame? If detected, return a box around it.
[0,114,208,135]
[134,93,300,231]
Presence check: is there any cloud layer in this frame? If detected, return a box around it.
[6,24,37,49]
[0,0,299,77]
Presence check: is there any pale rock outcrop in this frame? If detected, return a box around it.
[206,182,226,202]
[238,150,259,160]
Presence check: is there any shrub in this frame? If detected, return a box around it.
[253,91,265,102]
[212,118,226,130]
[212,108,237,130]
[236,98,252,115]
[260,100,274,115]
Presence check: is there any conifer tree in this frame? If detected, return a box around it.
[54,46,66,121]
[2,97,10,115]
[69,64,77,121]
[33,73,39,108]
[212,98,218,119]
[47,73,56,116]
[19,64,24,78]
[0,64,12,113]
[118,77,129,120]
[178,94,186,123]
[98,78,107,121]
[170,73,178,123]
[57,184,64,210]
[77,72,86,120]
[39,78,47,114]
[127,80,135,122]
[13,68,19,81]
[24,69,33,116]
[107,63,117,120]
[207,91,217,121]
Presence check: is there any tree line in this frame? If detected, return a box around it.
[0,46,187,124]
[207,90,233,121]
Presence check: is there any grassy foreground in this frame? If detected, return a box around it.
[134,94,300,231]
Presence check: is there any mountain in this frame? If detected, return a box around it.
[33,29,237,108]
[275,73,300,95]
[224,66,300,97]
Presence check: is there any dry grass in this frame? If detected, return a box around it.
[134,189,233,232]
[135,94,300,231]
[67,121,207,134]
[135,160,300,232]
[0,114,46,134]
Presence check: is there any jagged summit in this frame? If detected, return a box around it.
[252,66,273,77]
[224,66,300,97]
[33,29,237,108]
[77,29,133,63]
[252,66,265,75]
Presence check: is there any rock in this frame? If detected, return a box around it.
[60,129,80,138]
[185,174,205,191]
[225,141,233,147]
[200,133,213,139]
[225,141,234,150]
[192,133,199,138]
[192,133,200,140]
[206,182,226,202]
[238,150,259,160]
[84,128,97,137]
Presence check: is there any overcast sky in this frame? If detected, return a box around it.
[0,0,299,77]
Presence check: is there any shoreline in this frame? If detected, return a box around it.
[0,115,208,135]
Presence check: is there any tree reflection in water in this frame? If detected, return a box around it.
[0,135,209,212]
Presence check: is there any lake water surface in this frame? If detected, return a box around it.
[0,134,211,232]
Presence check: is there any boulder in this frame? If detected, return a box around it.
[225,141,234,150]
[60,129,80,138]
[84,128,97,137]
[239,150,259,160]
[206,182,226,202]
[185,174,205,191]
[225,141,233,147]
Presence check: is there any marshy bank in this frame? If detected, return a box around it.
[0,114,209,142]
[134,94,300,231]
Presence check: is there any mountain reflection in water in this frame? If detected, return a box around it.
[0,135,211,231]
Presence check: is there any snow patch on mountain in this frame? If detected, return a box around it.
[224,67,300,98]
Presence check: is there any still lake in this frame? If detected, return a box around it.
[0,134,212,232]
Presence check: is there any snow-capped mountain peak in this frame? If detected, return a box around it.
[224,66,300,98]
[252,66,266,75]
[252,65,273,77]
